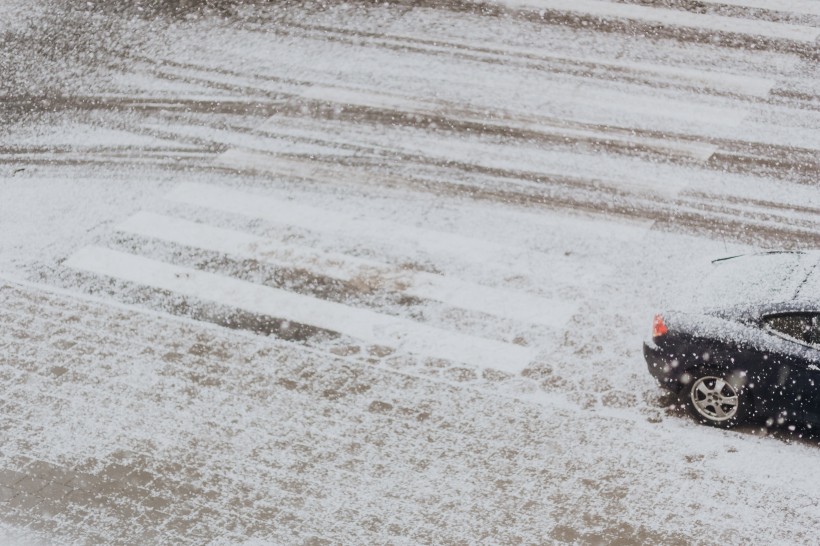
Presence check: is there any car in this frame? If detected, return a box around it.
[644,251,820,428]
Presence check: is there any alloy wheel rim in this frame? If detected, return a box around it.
[690,376,739,422]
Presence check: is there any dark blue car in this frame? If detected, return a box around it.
[644,251,820,428]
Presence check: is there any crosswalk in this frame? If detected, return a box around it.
[62,182,649,375]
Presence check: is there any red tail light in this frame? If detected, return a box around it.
[653,314,668,338]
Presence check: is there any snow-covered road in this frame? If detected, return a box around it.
[1,0,820,543]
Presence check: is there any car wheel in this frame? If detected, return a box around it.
[684,371,749,428]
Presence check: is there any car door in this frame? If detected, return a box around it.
[761,313,820,423]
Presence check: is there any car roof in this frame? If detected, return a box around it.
[697,251,820,311]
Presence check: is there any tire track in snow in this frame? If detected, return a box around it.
[405,0,820,55]
[269,20,777,98]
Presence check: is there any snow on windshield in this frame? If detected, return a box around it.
[796,262,820,302]
[692,253,818,309]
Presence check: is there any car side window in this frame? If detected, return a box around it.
[764,313,820,347]
[810,316,820,346]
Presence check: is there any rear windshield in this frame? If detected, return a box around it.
[696,253,817,308]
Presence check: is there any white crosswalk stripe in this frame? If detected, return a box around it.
[118,211,578,328]
[65,246,537,372]
[696,0,820,17]
[490,0,820,42]
[165,182,615,283]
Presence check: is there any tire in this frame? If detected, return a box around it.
[683,370,751,428]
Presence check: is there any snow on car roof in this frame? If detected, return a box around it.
[696,251,820,309]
